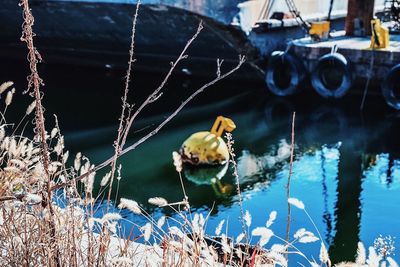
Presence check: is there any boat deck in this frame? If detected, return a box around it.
[295,31,400,50]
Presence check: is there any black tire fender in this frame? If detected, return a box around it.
[311,53,353,99]
[382,64,400,110]
[265,51,306,96]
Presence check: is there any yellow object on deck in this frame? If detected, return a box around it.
[180,116,236,165]
[370,18,389,49]
[309,21,330,41]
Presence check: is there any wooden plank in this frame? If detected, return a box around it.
[345,0,375,36]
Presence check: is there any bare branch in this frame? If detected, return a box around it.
[118,21,204,150]
[51,55,245,191]
[105,0,141,209]
[148,93,163,103]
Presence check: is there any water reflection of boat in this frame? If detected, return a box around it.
[237,139,291,181]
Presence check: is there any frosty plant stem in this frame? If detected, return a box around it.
[106,0,140,208]
[20,0,60,265]
[99,2,140,263]
[226,132,248,244]
[20,0,51,199]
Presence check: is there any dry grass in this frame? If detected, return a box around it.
[0,0,397,266]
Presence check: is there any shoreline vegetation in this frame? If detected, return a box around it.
[0,0,397,266]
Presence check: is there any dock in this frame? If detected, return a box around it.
[292,31,400,81]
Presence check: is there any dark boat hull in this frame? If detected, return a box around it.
[0,1,259,78]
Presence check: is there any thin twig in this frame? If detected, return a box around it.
[106,0,140,207]
[285,112,296,261]
[98,2,140,264]
[118,21,204,150]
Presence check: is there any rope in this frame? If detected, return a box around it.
[265,0,275,20]
[259,0,268,21]
[327,0,334,21]
[284,0,310,32]
[259,0,275,21]
[330,44,338,54]
[360,49,375,110]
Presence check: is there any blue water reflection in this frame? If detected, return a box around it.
[360,154,400,258]
[199,144,340,264]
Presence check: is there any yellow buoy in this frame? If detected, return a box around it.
[180,116,236,165]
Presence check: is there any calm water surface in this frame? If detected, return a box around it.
[71,88,400,264]
[2,60,400,264]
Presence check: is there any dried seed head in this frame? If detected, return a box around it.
[5,88,15,106]
[215,219,225,236]
[172,151,182,172]
[236,233,245,243]
[50,128,58,139]
[1,136,10,150]
[244,210,252,227]
[26,100,36,115]
[288,198,305,210]
[80,161,90,176]
[116,164,122,180]
[118,198,141,214]
[0,81,13,94]
[74,152,82,171]
[25,142,34,158]
[148,197,168,207]
[100,171,111,187]
[9,138,17,156]
[54,136,64,155]
[102,213,122,222]
[266,210,277,228]
[62,150,69,164]
[84,165,95,193]
[157,216,166,229]
[251,227,274,247]
[0,127,5,142]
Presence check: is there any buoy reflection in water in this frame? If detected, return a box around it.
[183,162,233,196]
